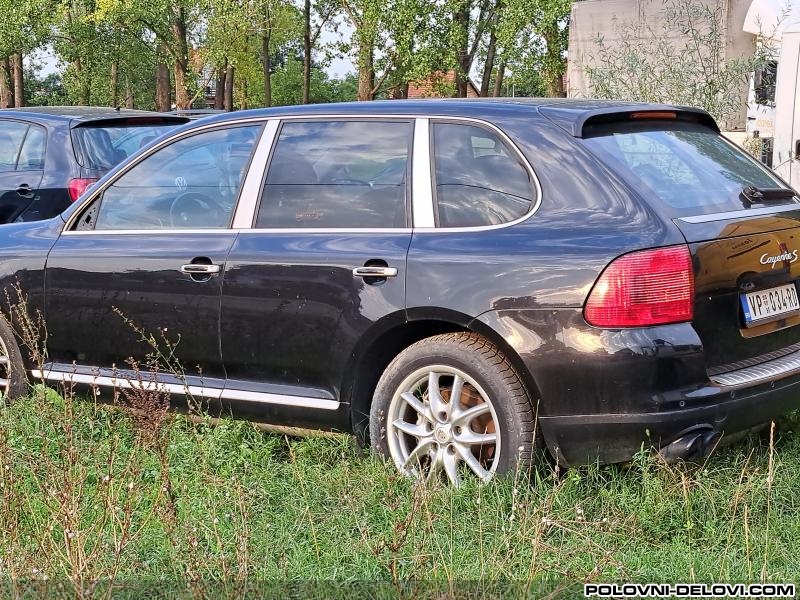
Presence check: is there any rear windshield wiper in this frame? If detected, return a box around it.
[741,184,798,206]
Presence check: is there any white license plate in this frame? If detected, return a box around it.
[741,283,800,325]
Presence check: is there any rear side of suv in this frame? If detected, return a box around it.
[0,99,798,486]
[0,107,187,223]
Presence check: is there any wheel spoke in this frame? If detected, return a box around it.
[402,438,435,470]
[0,356,8,365]
[400,391,428,419]
[451,401,490,425]
[443,449,461,487]
[427,371,448,417]
[392,419,429,439]
[0,377,9,389]
[455,429,497,445]
[449,374,464,407]
[456,445,492,483]
[425,447,443,484]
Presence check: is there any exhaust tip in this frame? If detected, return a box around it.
[659,427,720,463]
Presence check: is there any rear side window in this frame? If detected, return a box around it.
[17,125,45,170]
[0,121,33,172]
[582,121,793,217]
[432,122,535,228]
[256,120,411,228]
[73,122,183,170]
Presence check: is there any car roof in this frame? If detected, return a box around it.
[1,106,188,124]
[193,98,718,137]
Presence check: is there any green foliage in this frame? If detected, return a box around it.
[2,389,800,597]
[584,0,775,128]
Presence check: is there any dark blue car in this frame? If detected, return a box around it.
[0,107,187,223]
[0,99,798,485]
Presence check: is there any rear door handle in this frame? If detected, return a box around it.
[180,264,221,275]
[16,184,33,197]
[352,266,398,278]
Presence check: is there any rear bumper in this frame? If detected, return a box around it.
[540,372,800,465]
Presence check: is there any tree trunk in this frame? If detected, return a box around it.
[542,25,565,97]
[0,56,12,109]
[492,61,506,97]
[262,33,272,107]
[155,52,171,111]
[124,75,134,108]
[214,62,227,110]
[453,5,470,98]
[224,64,234,111]
[480,29,497,97]
[110,60,119,107]
[171,5,191,109]
[356,43,375,101]
[302,0,311,104]
[11,52,24,108]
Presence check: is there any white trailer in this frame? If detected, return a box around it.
[744,0,800,187]
[772,23,800,186]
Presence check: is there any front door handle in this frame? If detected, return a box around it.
[180,264,221,275]
[352,266,398,278]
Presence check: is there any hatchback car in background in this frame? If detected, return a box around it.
[0,99,798,486]
[0,107,188,223]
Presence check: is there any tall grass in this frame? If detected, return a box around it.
[0,386,798,599]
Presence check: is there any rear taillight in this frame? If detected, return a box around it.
[67,178,99,202]
[584,245,694,328]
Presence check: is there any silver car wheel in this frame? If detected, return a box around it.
[386,364,501,487]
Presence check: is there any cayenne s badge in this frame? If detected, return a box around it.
[760,249,799,269]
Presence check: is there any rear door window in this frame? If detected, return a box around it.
[432,122,535,228]
[17,124,46,170]
[256,120,411,228]
[0,121,30,172]
[582,121,795,217]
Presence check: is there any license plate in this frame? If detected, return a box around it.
[740,282,800,326]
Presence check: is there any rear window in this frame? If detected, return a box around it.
[582,121,796,217]
[72,123,183,170]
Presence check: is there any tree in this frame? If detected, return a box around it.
[341,0,444,101]
[583,0,774,127]
[301,0,337,103]
[0,0,55,107]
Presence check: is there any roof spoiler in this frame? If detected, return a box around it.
[71,115,190,128]
[539,105,720,138]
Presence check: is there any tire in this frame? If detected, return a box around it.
[370,332,541,485]
[0,314,27,402]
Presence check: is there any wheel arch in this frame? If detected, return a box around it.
[345,308,541,444]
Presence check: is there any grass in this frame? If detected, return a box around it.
[1,386,800,599]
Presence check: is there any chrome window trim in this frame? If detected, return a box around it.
[412,118,436,228]
[31,368,340,410]
[231,119,280,228]
[678,203,800,224]
[62,112,542,235]
[417,117,543,233]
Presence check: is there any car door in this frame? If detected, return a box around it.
[220,118,413,418]
[44,122,265,391]
[0,119,45,223]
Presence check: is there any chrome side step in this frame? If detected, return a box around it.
[709,349,800,387]
[30,369,340,411]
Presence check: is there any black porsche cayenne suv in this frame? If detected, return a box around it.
[0,99,798,485]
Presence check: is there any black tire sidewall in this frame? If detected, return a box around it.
[0,315,28,401]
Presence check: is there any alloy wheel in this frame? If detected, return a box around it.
[386,365,501,486]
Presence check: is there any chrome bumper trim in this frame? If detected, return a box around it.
[709,349,800,387]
